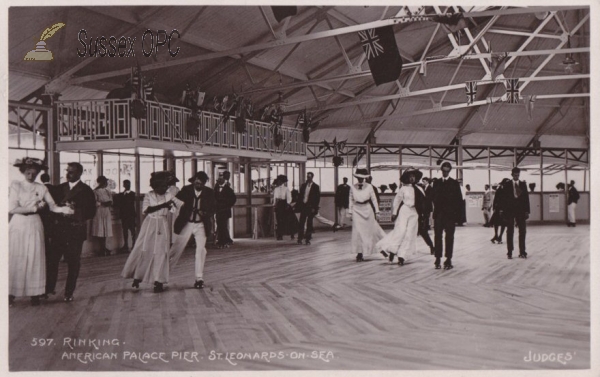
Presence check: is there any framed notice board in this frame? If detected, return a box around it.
[378,197,394,223]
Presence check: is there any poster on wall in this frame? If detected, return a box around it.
[549,194,561,213]
[378,197,393,223]
[467,194,482,208]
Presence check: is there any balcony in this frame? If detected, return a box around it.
[56,98,307,160]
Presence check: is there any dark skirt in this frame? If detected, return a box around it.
[275,200,299,236]
[489,210,506,227]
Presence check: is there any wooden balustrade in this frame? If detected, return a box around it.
[56,98,306,156]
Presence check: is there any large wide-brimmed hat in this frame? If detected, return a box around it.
[277,174,288,183]
[166,171,179,184]
[13,157,48,170]
[400,167,423,184]
[353,168,369,179]
[188,171,209,183]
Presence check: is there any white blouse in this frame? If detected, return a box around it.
[9,180,60,215]
[349,183,379,214]
[143,191,183,218]
[272,186,291,203]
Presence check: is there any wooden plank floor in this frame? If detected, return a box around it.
[8,224,590,371]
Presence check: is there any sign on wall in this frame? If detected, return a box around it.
[378,197,394,223]
[467,194,483,208]
[549,194,561,213]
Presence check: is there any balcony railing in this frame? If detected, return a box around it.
[57,98,306,155]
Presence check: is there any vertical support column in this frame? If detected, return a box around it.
[134,150,141,231]
[428,146,433,179]
[191,157,198,175]
[228,161,235,191]
[165,152,175,172]
[267,163,271,191]
[333,158,339,225]
[299,163,306,186]
[205,160,213,186]
[131,116,139,139]
[44,94,61,184]
[245,163,253,235]
[487,147,491,186]
[398,147,403,181]
[540,149,544,221]
[457,138,464,181]
[366,143,371,171]
[513,147,517,167]
[97,151,104,179]
[564,149,568,223]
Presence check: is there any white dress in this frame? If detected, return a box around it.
[376,185,421,259]
[349,183,386,255]
[92,188,113,237]
[9,180,57,296]
[122,191,183,284]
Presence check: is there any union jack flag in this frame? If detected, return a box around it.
[359,29,385,60]
[505,78,520,104]
[465,81,477,105]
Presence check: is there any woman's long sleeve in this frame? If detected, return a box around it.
[370,186,380,215]
[392,189,404,215]
[8,182,33,214]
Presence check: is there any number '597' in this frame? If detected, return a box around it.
[31,338,54,346]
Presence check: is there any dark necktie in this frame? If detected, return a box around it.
[358,184,363,189]
[191,192,201,222]
[514,181,521,198]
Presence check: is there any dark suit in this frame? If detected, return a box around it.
[335,183,350,226]
[40,183,58,280]
[214,184,237,246]
[170,184,216,280]
[174,185,216,236]
[418,184,434,249]
[117,190,137,248]
[502,180,530,257]
[431,177,463,261]
[46,181,96,297]
[297,181,320,242]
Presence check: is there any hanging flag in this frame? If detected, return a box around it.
[505,78,520,104]
[196,91,206,107]
[465,81,477,105]
[143,77,154,101]
[525,95,537,121]
[490,52,508,81]
[358,26,403,86]
[431,13,468,34]
[271,6,297,23]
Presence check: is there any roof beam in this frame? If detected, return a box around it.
[68,6,587,86]
[487,28,563,40]
[318,92,589,130]
[302,72,589,113]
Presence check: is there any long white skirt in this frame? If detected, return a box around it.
[9,214,46,296]
[122,216,170,284]
[351,203,386,255]
[376,205,418,259]
[92,207,113,237]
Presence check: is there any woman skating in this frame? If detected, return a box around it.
[377,167,425,266]
[348,168,386,262]
[9,158,73,306]
[122,172,182,293]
